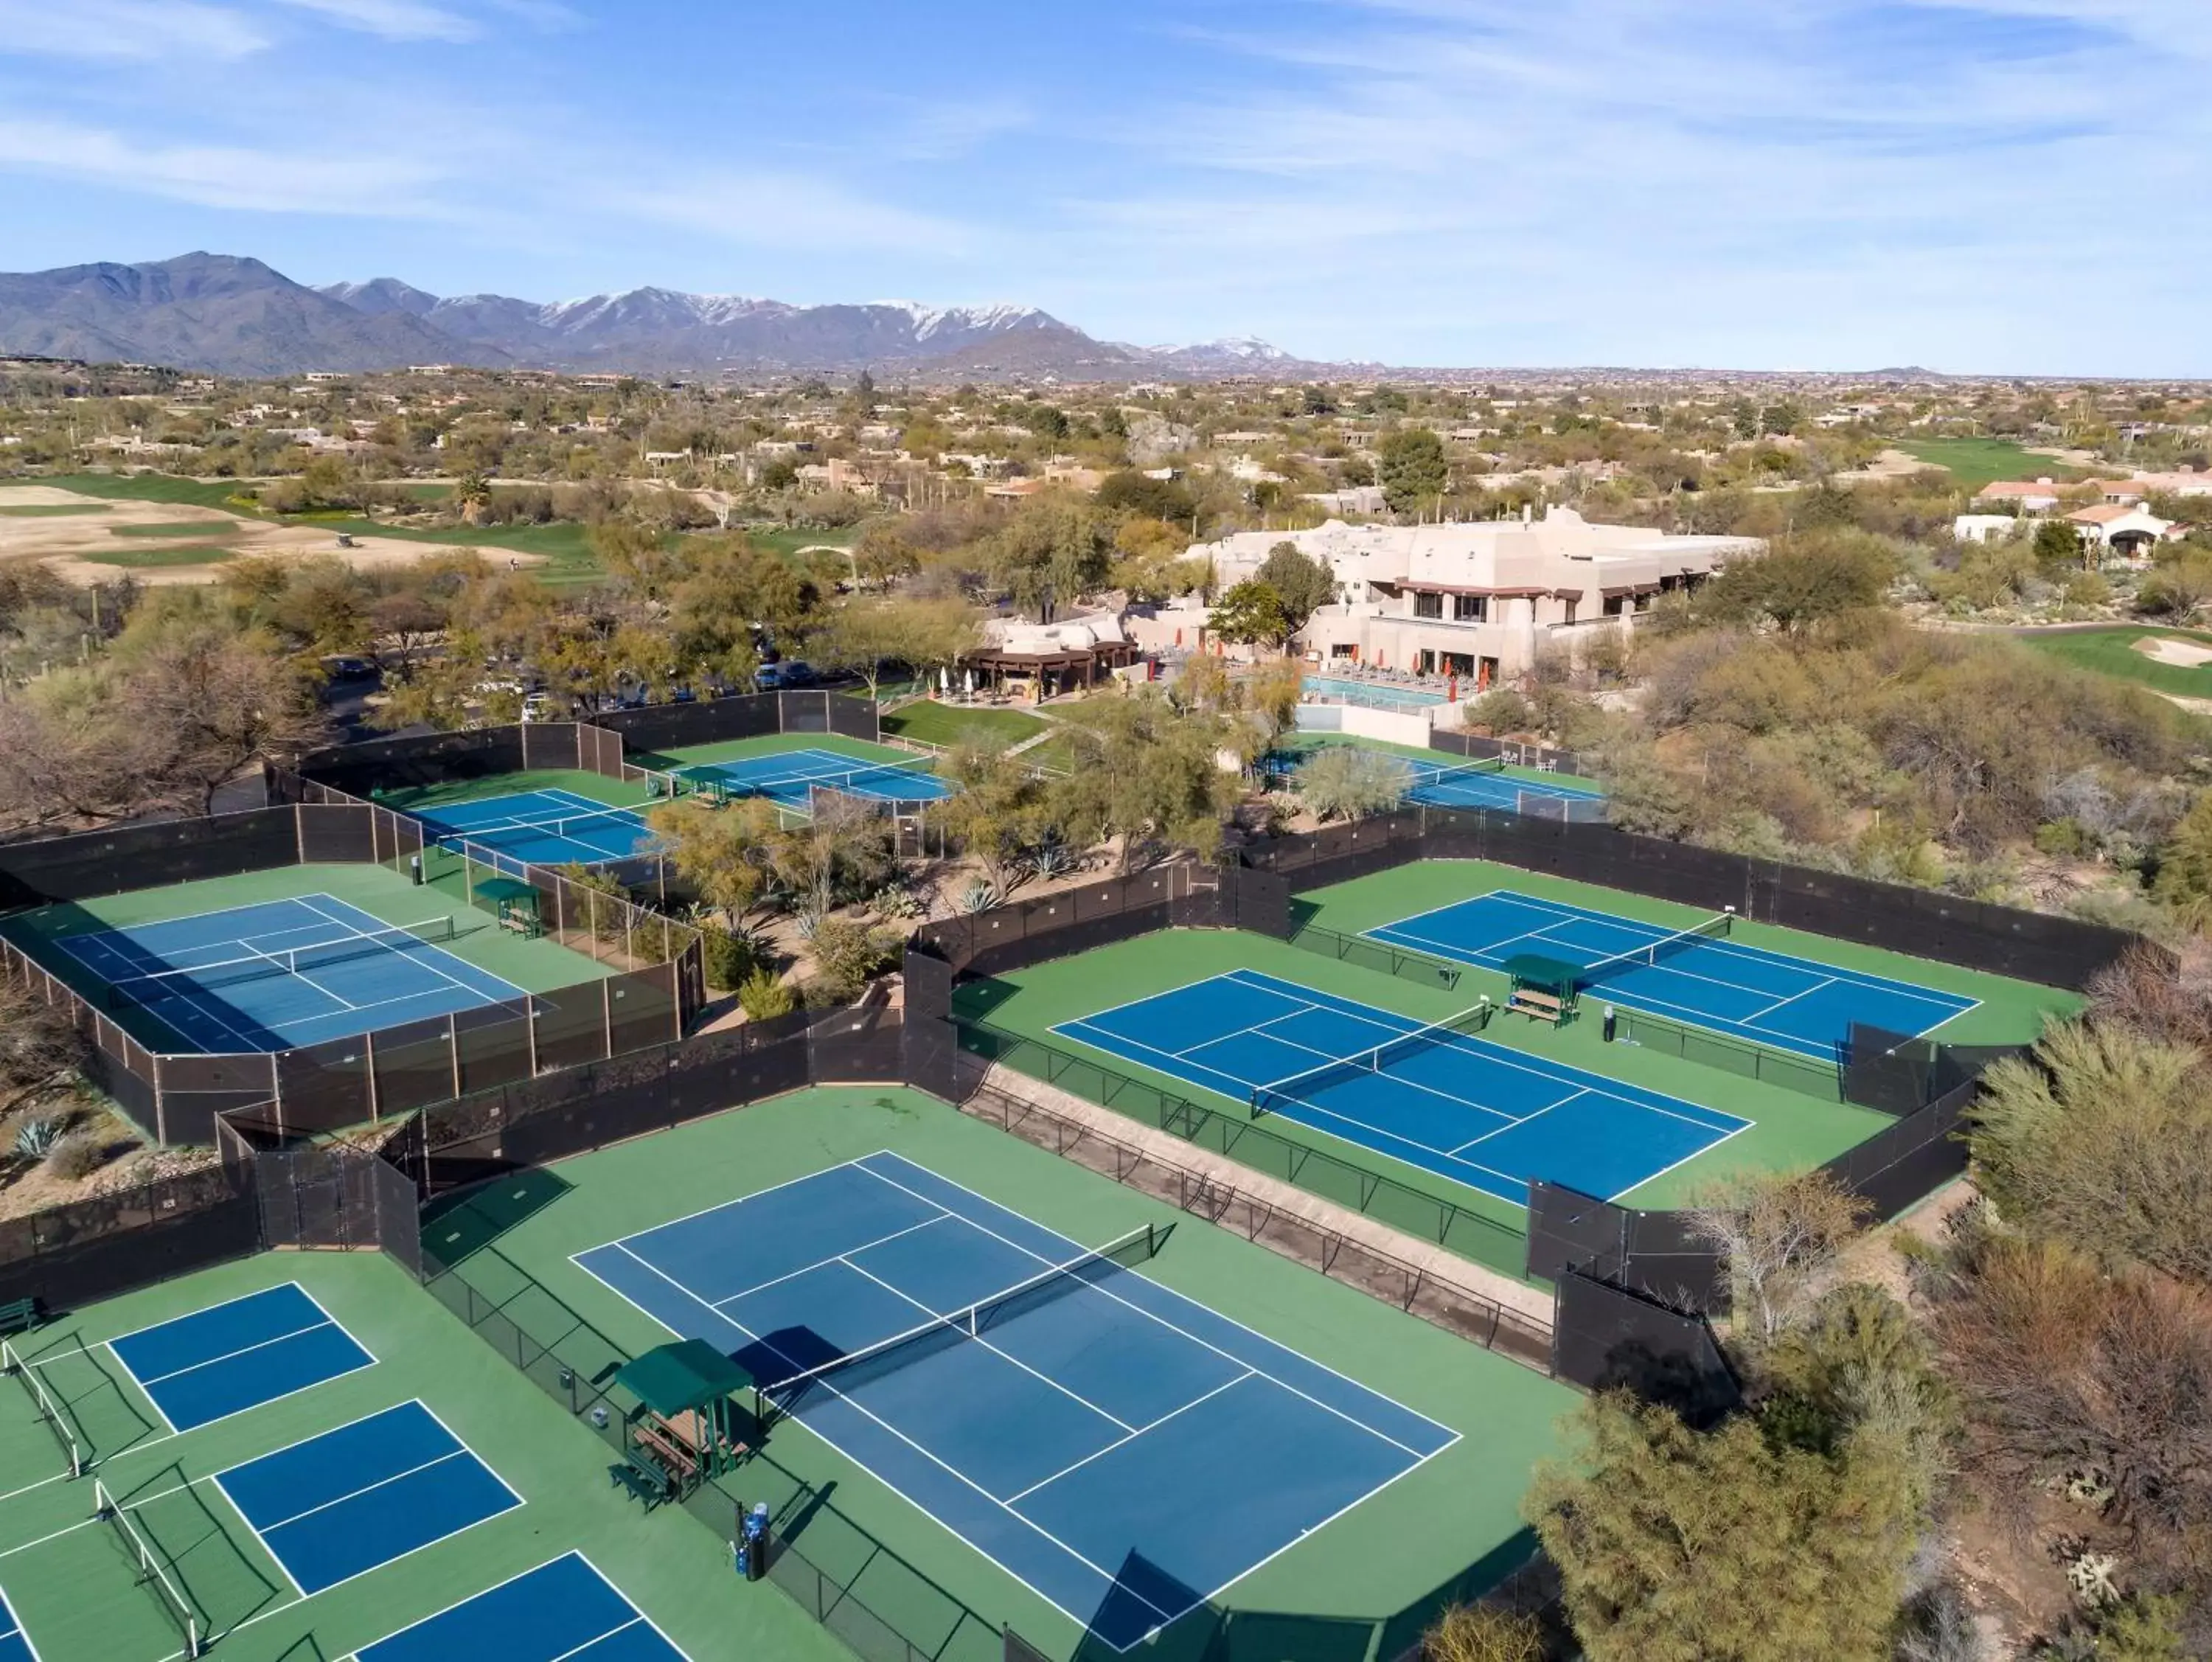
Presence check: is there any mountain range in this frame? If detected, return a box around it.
[0,252,1298,380]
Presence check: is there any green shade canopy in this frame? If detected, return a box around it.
[474,876,538,905]
[1503,954,1582,998]
[613,1339,757,1416]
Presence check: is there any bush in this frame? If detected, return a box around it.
[1422,1604,1543,1662]
[808,917,897,1003]
[46,1132,102,1183]
[700,928,757,992]
[1295,746,1409,821]
[737,968,796,1021]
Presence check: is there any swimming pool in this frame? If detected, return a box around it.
[1302,675,1449,711]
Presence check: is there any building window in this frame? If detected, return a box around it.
[1563,597,1577,624]
[1442,652,1475,676]
[1413,592,1443,619]
[1602,594,1628,617]
[1416,650,1436,675]
[1453,594,1486,622]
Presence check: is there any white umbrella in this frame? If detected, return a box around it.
[939,666,950,698]
[964,669,975,699]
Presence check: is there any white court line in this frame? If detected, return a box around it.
[713,1214,956,1309]
[854,1162,1436,1461]
[833,1254,1138,1434]
[1740,976,1840,1024]
[1607,1117,1755,1204]
[130,1318,336,1387]
[1447,1088,1590,1156]
[0,1580,46,1662]
[1003,1371,1259,1506]
[341,1551,694,1662]
[253,1448,467,1533]
[583,1239,1181,1635]
[293,895,526,1009]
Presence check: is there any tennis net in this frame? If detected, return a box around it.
[94,1478,201,1658]
[761,1225,1158,1422]
[436,805,650,848]
[1400,756,1507,793]
[103,917,457,1012]
[703,762,940,804]
[1250,1001,1494,1119]
[1574,911,1734,990]
[4,1340,83,1478]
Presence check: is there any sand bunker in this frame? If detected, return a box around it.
[0,488,544,585]
[2132,634,2212,670]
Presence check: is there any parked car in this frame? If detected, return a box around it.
[521,692,559,722]
[321,656,374,680]
[777,661,817,688]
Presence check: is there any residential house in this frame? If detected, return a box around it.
[1952,515,2020,544]
[2065,504,2179,567]
[1975,478,2068,514]
[1196,507,1760,686]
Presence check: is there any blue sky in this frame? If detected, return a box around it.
[0,0,2204,374]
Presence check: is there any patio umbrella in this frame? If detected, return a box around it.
[939,666,950,697]
[964,669,975,699]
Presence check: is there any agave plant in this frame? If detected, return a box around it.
[1029,839,1080,882]
[956,877,1000,915]
[12,1117,60,1161]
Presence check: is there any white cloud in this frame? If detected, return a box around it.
[597,170,976,258]
[0,0,268,61]
[268,0,478,43]
[0,116,449,213]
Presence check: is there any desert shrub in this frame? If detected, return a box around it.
[46,1132,102,1183]
[1421,1602,1543,1662]
[1295,746,1408,821]
[737,968,796,1021]
[700,928,757,992]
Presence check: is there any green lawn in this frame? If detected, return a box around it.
[745,526,858,559]
[0,503,104,518]
[1896,438,2085,492]
[2020,625,2212,700]
[41,472,264,513]
[883,699,1048,749]
[106,519,232,538]
[78,544,236,569]
[316,517,608,587]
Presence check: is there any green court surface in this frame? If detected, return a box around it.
[881,700,1048,750]
[1270,730,1606,794]
[957,863,2076,1238]
[445,1086,1570,1661]
[0,861,613,1054]
[0,1253,844,1662]
[372,768,653,816]
[2018,625,2212,701]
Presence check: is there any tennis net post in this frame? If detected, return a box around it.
[759,1225,1158,1425]
[4,1340,83,1478]
[1250,998,1495,1119]
[93,1478,201,1658]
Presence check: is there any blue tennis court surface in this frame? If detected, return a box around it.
[413,788,658,867]
[677,747,953,810]
[56,895,529,1053]
[358,1553,688,1662]
[0,1585,34,1662]
[1277,748,1602,814]
[109,1283,375,1434]
[216,1400,520,1596]
[574,1152,1453,1650]
[1057,970,1747,1205]
[1366,890,1978,1060]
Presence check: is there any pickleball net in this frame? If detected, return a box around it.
[1249,1001,1495,1119]
[101,917,457,1013]
[759,1225,1159,1422]
[1573,910,1734,991]
[431,804,653,849]
[94,1478,202,1657]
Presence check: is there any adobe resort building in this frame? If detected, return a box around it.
[1197,508,1763,687]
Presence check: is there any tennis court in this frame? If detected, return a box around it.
[411,788,659,867]
[675,747,953,810]
[358,1553,689,1662]
[1365,890,1978,1060]
[574,1151,1453,1650]
[1054,969,1747,1205]
[55,894,531,1052]
[0,1588,31,1662]
[215,1400,521,1596]
[1271,748,1603,814]
[108,1283,375,1433]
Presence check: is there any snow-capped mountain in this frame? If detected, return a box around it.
[0,251,1320,378]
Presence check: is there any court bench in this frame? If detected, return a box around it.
[0,1297,41,1336]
